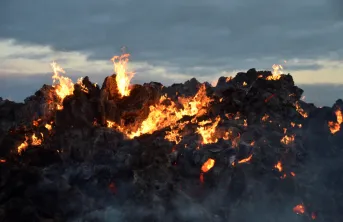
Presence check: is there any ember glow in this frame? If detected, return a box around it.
[201,158,215,173]
[17,136,29,154]
[293,204,305,215]
[328,108,342,134]
[4,56,342,221]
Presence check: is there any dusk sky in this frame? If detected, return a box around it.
[1,0,343,106]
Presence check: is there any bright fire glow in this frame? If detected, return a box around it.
[111,53,135,97]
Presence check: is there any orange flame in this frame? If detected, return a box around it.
[50,61,74,103]
[17,135,29,154]
[275,161,283,172]
[111,53,135,97]
[328,109,342,134]
[238,154,253,164]
[280,134,295,145]
[295,101,308,118]
[293,204,305,215]
[201,158,215,173]
[31,133,43,146]
[119,84,212,138]
[197,116,221,144]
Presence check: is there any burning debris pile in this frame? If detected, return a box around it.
[0,55,343,222]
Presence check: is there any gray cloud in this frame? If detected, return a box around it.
[286,63,324,71]
[0,0,342,70]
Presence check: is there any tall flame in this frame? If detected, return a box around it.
[50,61,74,101]
[266,64,283,80]
[111,53,135,97]
[328,108,342,134]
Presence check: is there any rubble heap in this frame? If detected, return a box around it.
[0,61,343,222]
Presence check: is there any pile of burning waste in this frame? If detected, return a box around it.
[0,54,343,222]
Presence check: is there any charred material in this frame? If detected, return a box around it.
[0,69,342,222]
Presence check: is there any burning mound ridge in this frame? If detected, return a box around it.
[0,65,343,222]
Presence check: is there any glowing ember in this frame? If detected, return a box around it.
[281,134,295,145]
[238,154,253,164]
[261,114,269,122]
[295,101,308,118]
[118,84,213,139]
[77,77,89,93]
[275,161,283,172]
[50,61,74,102]
[45,124,52,131]
[293,204,305,215]
[328,109,342,134]
[31,133,43,146]
[201,158,215,172]
[17,136,29,154]
[111,53,135,97]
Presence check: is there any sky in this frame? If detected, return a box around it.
[0,0,343,106]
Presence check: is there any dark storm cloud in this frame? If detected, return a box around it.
[0,0,342,69]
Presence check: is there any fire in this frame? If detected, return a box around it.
[77,77,89,93]
[295,101,308,118]
[119,84,212,139]
[31,133,43,146]
[280,134,295,145]
[111,53,135,97]
[50,61,74,102]
[275,161,283,172]
[293,204,305,215]
[266,64,283,80]
[164,121,189,144]
[197,116,221,144]
[45,124,52,131]
[17,135,29,154]
[328,109,342,134]
[201,158,215,173]
[261,114,269,122]
[238,154,253,164]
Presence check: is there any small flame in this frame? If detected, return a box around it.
[201,158,215,172]
[328,109,342,134]
[17,135,29,154]
[45,124,52,131]
[261,114,269,122]
[111,53,135,97]
[31,133,43,146]
[281,134,295,145]
[77,77,89,93]
[238,154,253,164]
[266,64,283,80]
[295,101,308,118]
[293,204,305,215]
[275,161,283,172]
